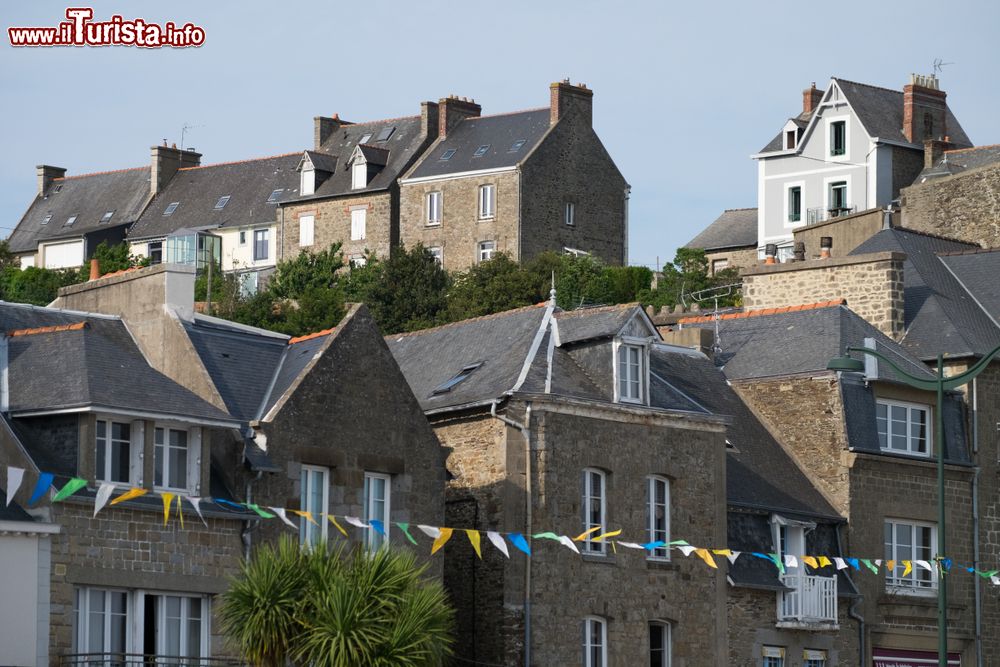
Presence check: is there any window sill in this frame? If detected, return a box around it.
[478,216,495,222]
[425,222,441,227]
[881,587,938,601]
[646,559,677,572]
[581,553,615,565]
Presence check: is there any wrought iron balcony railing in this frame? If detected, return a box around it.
[60,654,243,667]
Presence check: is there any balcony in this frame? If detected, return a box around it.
[777,574,838,628]
[806,206,857,225]
[60,654,242,667]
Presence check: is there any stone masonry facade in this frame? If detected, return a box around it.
[901,161,1000,247]
[280,191,395,264]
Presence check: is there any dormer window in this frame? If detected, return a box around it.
[617,341,645,403]
[301,167,315,196]
[352,160,367,190]
[785,130,796,150]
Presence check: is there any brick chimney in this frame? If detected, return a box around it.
[802,82,822,115]
[420,101,439,139]
[438,95,481,138]
[36,165,66,196]
[903,74,947,144]
[151,143,201,196]
[923,137,954,169]
[314,114,346,150]
[550,79,593,126]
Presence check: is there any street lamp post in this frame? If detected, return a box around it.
[828,345,1000,667]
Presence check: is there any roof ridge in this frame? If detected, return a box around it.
[288,327,336,345]
[723,207,757,212]
[8,321,87,337]
[891,225,979,246]
[832,77,902,96]
[944,143,1000,155]
[55,166,148,181]
[357,143,390,152]
[677,300,845,324]
[937,246,1000,257]
[341,114,420,127]
[556,302,639,318]
[178,152,301,171]
[468,106,549,121]
[386,302,548,340]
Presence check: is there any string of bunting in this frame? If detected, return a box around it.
[6,466,999,586]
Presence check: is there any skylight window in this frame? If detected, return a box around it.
[375,127,395,142]
[100,210,115,224]
[266,189,284,203]
[64,215,78,227]
[431,362,484,395]
[163,202,179,216]
[359,133,373,144]
[509,139,526,152]
[440,149,457,161]
[473,145,490,158]
[41,213,52,225]
[214,195,231,210]
[53,184,63,193]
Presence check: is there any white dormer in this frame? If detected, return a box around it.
[299,153,317,196]
[781,120,802,151]
[612,308,659,405]
[351,146,368,190]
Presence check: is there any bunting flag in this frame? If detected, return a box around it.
[942,558,953,572]
[327,515,347,537]
[369,519,386,536]
[246,504,275,519]
[176,496,184,530]
[509,532,531,555]
[94,483,116,517]
[186,496,208,527]
[558,535,580,554]
[291,509,318,526]
[28,472,54,505]
[834,557,848,571]
[417,525,441,539]
[396,522,418,545]
[713,549,733,558]
[487,531,509,558]
[213,498,245,511]
[678,545,698,557]
[6,466,24,506]
[465,529,482,559]
[915,560,933,572]
[573,526,601,541]
[593,529,622,542]
[270,507,296,529]
[846,558,860,571]
[161,492,175,526]
[343,516,369,529]
[801,556,819,570]
[784,555,799,569]
[532,531,562,542]
[110,487,147,505]
[861,559,879,574]
[902,561,913,577]
[431,527,453,555]
[886,560,896,573]
[726,551,741,564]
[818,556,832,568]
[643,540,667,551]
[52,477,87,503]
[695,548,718,569]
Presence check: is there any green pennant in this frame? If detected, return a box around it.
[861,559,880,574]
[978,569,999,579]
[52,478,88,502]
[396,522,418,545]
[246,503,275,519]
[669,539,691,546]
[531,532,562,542]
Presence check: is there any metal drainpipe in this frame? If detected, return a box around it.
[242,469,262,562]
[838,523,865,665]
[491,398,532,666]
[972,378,983,666]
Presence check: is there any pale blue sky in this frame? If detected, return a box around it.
[2,0,998,268]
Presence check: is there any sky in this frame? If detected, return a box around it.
[2,0,998,270]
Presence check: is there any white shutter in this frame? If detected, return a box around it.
[43,240,84,268]
[189,427,202,494]
[299,215,315,247]
[351,209,366,241]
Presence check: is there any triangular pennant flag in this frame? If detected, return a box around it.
[642,540,667,551]
[818,556,832,568]
[270,508,297,529]
[327,515,347,536]
[110,487,147,506]
[991,576,1000,586]
[834,557,848,570]
[94,483,116,517]
[396,522,418,545]
[176,496,184,530]
[977,569,999,579]
[531,531,562,542]
[902,561,913,577]
[801,556,819,570]
[886,560,896,572]
[369,519,386,536]
[213,498,244,511]
[291,509,318,525]
[431,527,453,555]
[669,540,691,547]
[874,559,883,567]
[713,549,733,557]
[487,531,509,558]
[343,516,369,528]
[770,553,785,575]
[186,497,209,527]
[573,526,600,541]
[861,559,879,574]
[465,530,482,558]
[161,492,175,526]
[678,545,697,557]
[695,548,718,569]
[245,503,274,519]
[28,472,54,505]
[6,467,25,506]
[846,558,860,571]
[617,542,645,549]
[915,560,933,572]
[558,535,580,554]
[593,529,622,542]
[417,524,441,539]
[941,558,953,572]
[727,551,741,564]
[509,532,531,556]
[784,555,798,569]
[53,477,87,503]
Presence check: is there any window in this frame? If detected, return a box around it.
[830,120,846,156]
[762,645,785,667]
[96,420,132,485]
[364,472,391,550]
[804,649,827,667]
[266,189,284,203]
[565,202,575,226]
[154,427,189,491]
[350,254,367,268]
[787,186,801,222]
[473,144,490,158]
[583,616,607,667]
[214,195,231,210]
[828,181,848,214]
[65,215,78,227]
[351,209,366,241]
[617,343,643,403]
[300,465,329,547]
[649,622,671,667]
[647,476,670,560]
[42,213,52,225]
[427,191,442,224]
[477,241,495,262]
[431,362,483,395]
[239,271,259,297]
[876,399,930,457]
[375,127,395,142]
[885,519,937,592]
[253,229,269,261]
[352,161,367,189]
[74,588,127,655]
[148,241,163,265]
[163,202,179,216]
[238,230,247,246]
[100,210,115,224]
[429,246,443,265]
[440,149,456,161]
[711,258,729,274]
[509,139,527,152]
[478,184,496,219]
[157,595,205,660]
[785,130,796,150]
[582,469,606,555]
[301,168,315,196]
[359,133,373,144]
[299,214,315,247]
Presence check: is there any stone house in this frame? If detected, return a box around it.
[397,81,629,271]
[684,207,759,273]
[389,301,730,666]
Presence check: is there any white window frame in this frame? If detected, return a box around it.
[804,649,827,667]
[73,587,129,654]
[351,208,367,241]
[582,468,607,555]
[614,338,646,404]
[478,184,496,220]
[299,214,315,247]
[96,417,142,486]
[238,230,247,247]
[364,472,391,550]
[885,518,938,594]
[300,464,330,547]
[426,191,442,225]
[352,161,367,190]
[565,201,575,226]
[301,167,315,196]
[647,476,670,560]
[151,593,209,660]
[821,173,852,217]
[477,240,495,263]
[428,246,443,265]
[784,181,804,227]
[762,645,785,667]
[253,228,270,262]
[649,621,672,667]
[876,398,932,457]
[711,258,729,275]
[154,424,200,494]
[583,616,607,667]
[825,115,850,161]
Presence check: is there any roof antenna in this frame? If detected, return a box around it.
[932,58,953,75]
[180,122,203,151]
[686,282,741,360]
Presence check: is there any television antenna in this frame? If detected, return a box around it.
[685,282,742,359]
[180,122,203,150]
[932,58,953,75]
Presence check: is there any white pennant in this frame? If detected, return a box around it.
[558,535,580,554]
[270,507,297,529]
[417,524,441,539]
[727,551,741,564]
[486,531,509,558]
[834,558,849,570]
[874,559,882,567]
[186,497,209,527]
[617,542,645,549]
[93,483,116,517]
[991,576,999,586]
[784,555,798,569]
[6,467,25,507]
[915,560,933,572]
[344,516,370,528]
[678,545,697,557]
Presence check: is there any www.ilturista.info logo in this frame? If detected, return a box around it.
[8,8,205,48]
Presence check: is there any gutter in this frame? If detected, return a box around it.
[838,522,865,665]
[972,378,983,666]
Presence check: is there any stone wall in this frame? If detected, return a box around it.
[791,208,891,259]
[279,190,395,264]
[900,161,1000,247]
[891,145,927,199]
[705,246,758,273]
[740,252,906,339]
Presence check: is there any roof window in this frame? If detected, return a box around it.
[64,215,78,227]
[431,361,484,395]
[359,133,373,144]
[53,184,63,193]
[473,145,490,157]
[266,189,284,203]
[100,210,115,224]
[163,202,179,216]
[375,127,395,142]
[41,213,52,225]
[440,149,457,161]
[509,139,526,152]
[214,195,231,210]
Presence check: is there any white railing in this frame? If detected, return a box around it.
[778,574,837,624]
[806,206,857,224]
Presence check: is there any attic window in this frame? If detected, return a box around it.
[509,139,526,152]
[64,215,78,227]
[163,202,179,216]
[41,213,52,225]
[440,149,457,161]
[214,195,231,210]
[473,145,490,158]
[359,133,373,144]
[266,189,284,203]
[53,184,63,193]
[785,130,796,150]
[431,362,484,395]
[375,127,395,142]
[100,210,115,224]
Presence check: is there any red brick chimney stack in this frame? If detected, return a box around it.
[903,74,947,144]
[550,79,593,126]
[437,95,481,139]
[802,82,822,115]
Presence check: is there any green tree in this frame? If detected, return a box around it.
[638,248,741,310]
[269,245,344,300]
[0,265,83,306]
[90,240,149,274]
[447,253,542,320]
[364,244,449,334]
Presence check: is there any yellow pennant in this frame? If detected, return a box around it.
[465,530,482,559]
[801,556,819,570]
[818,556,832,568]
[902,561,913,577]
[695,548,719,569]
[291,510,318,526]
[327,515,348,537]
[161,492,175,526]
[573,526,601,542]
[176,496,184,530]
[109,487,147,506]
[431,527,453,555]
[886,560,896,572]
[593,529,622,542]
[712,549,733,557]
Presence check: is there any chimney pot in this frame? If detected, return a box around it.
[793,242,806,262]
[89,259,100,281]
[903,73,947,143]
[820,236,833,259]
[764,243,777,265]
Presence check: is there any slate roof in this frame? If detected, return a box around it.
[850,228,1000,359]
[557,303,646,345]
[304,151,339,174]
[0,486,34,522]
[128,154,301,240]
[8,167,151,253]
[406,109,552,180]
[916,144,1000,182]
[940,249,1000,327]
[685,208,758,251]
